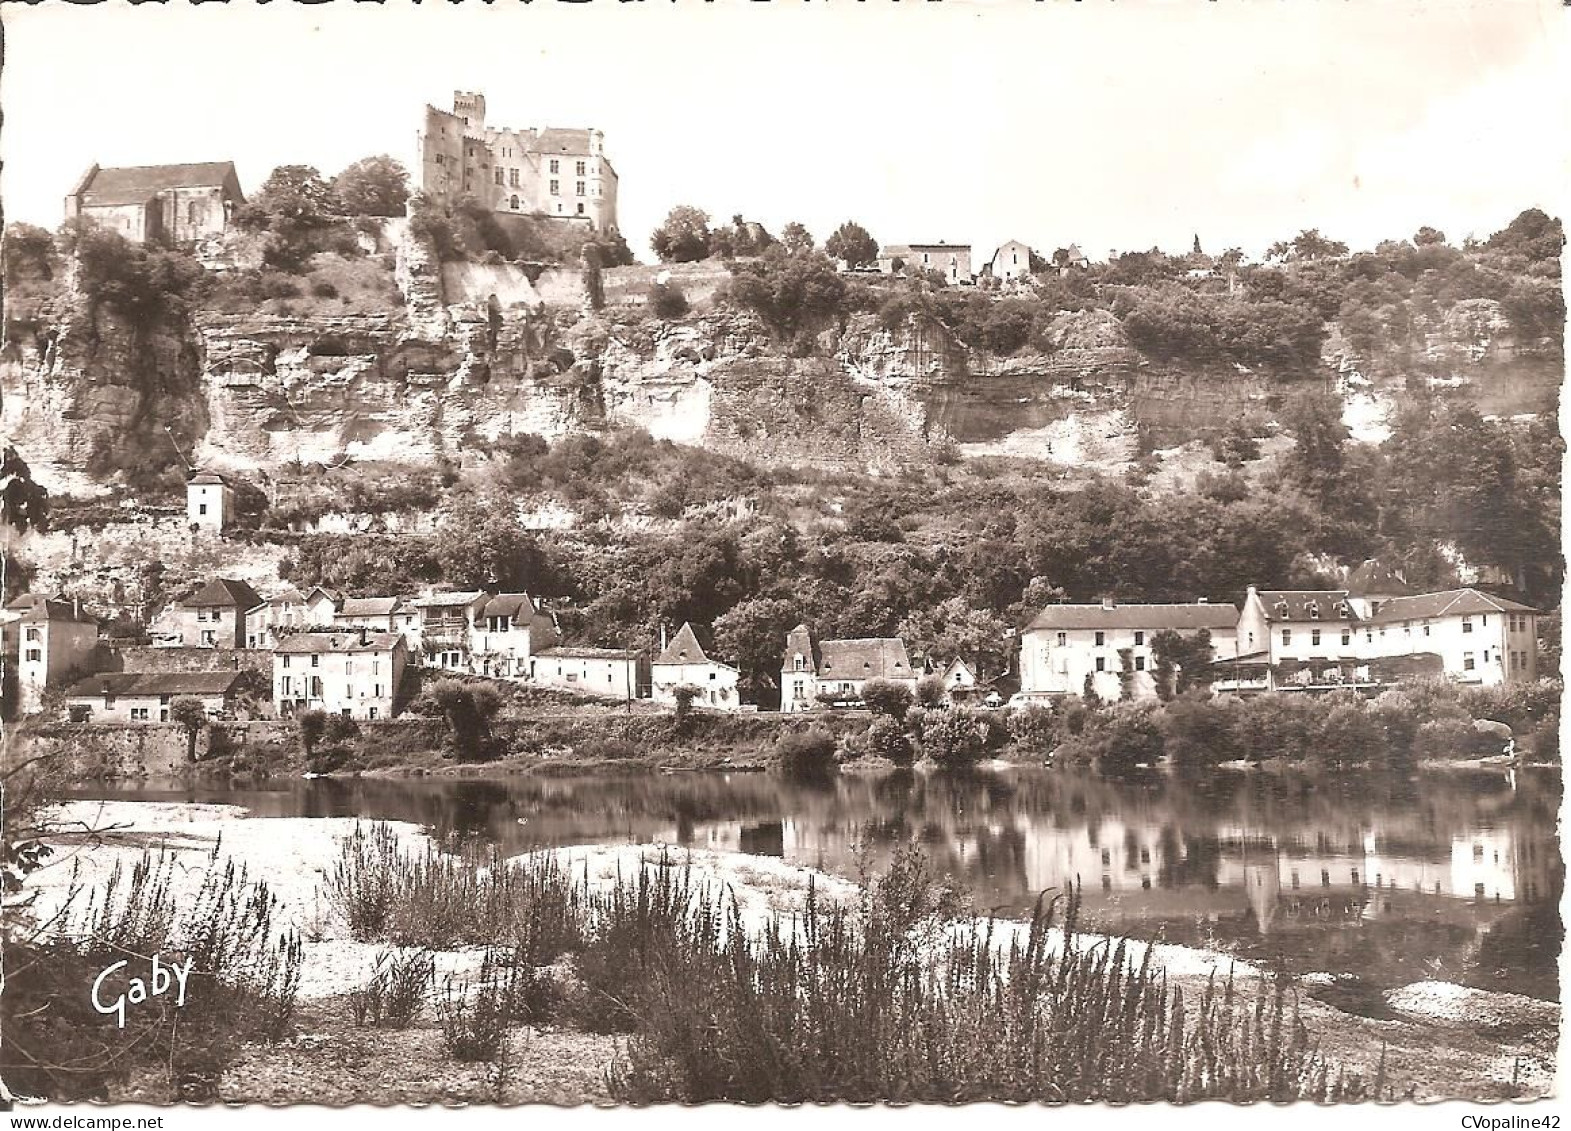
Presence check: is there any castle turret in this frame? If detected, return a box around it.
[453,91,487,135]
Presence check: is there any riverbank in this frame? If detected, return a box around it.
[16,800,1559,1103]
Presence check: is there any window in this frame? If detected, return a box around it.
[1134,656,1146,671]
[576,160,586,176]
[575,181,585,196]
[1462,617,1473,634]
[1055,632,1067,647]
[1311,629,1321,646]
[1463,653,1475,672]
[23,627,38,642]
[132,707,149,721]
[197,608,209,622]
[509,168,519,187]
[1341,630,1351,646]
[1094,631,1105,646]
[1095,657,1106,672]
[549,159,559,174]
[510,195,519,210]
[576,203,585,215]
[283,656,291,668]
[24,648,40,662]
[794,654,805,672]
[311,655,320,667]
[1134,631,1144,646]
[549,179,560,195]
[369,707,378,720]
[495,169,504,185]
[187,202,199,224]
[1282,629,1292,646]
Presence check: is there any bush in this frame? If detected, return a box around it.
[1007,703,1060,754]
[860,678,915,719]
[914,676,946,707]
[348,949,434,1028]
[649,281,690,319]
[1061,703,1164,775]
[774,727,837,776]
[438,974,510,1062]
[1160,695,1240,770]
[864,716,914,767]
[920,709,992,769]
[311,279,339,299]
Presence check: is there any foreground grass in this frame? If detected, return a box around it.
[325,823,1384,1104]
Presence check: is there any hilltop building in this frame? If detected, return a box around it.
[417,92,619,231]
[64,162,245,245]
[986,240,1034,283]
[187,470,233,533]
[779,625,918,713]
[1018,600,1240,702]
[876,243,974,284]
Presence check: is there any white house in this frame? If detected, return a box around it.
[1018,599,1240,702]
[651,622,741,711]
[986,239,1034,283]
[245,587,307,650]
[186,470,233,534]
[531,646,645,701]
[471,593,560,680]
[2,594,100,716]
[64,671,247,724]
[334,596,421,644]
[412,591,489,671]
[274,631,408,719]
[780,624,919,713]
[877,243,974,284]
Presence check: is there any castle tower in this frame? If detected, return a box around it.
[453,92,487,135]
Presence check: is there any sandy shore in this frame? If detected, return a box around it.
[21,800,1561,1103]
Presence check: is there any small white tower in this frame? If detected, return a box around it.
[187,470,233,534]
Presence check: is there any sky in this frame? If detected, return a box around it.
[3,0,1568,263]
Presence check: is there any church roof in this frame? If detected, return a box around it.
[77,162,242,207]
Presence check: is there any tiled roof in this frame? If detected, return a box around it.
[538,646,639,660]
[1253,591,1355,623]
[254,587,306,609]
[78,162,240,207]
[189,471,228,486]
[338,597,404,618]
[819,638,914,681]
[655,622,723,666]
[481,593,537,621]
[533,128,595,154]
[16,598,97,625]
[66,671,243,698]
[1024,603,1239,632]
[275,632,403,654]
[186,578,263,610]
[1368,589,1538,624]
[414,591,487,609]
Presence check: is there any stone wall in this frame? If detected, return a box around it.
[6,719,294,779]
[106,645,274,676]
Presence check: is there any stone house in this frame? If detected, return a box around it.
[187,470,233,533]
[531,646,645,701]
[334,596,422,645]
[302,587,341,628]
[780,625,919,713]
[412,591,489,671]
[64,671,247,724]
[1,594,100,716]
[877,243,974,284]
[471,593,560,680]
[245,587,308,650]
[986,240,1034,283]
[64,161,245,245]
[1018,599,1240,703]
[651,622,741,712]
[274,631,408,720]
[177,578,263,649]
[418,92,619,230]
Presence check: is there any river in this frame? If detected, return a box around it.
[61,764,1562,1003]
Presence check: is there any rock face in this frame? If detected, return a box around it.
[1,233,1559,490]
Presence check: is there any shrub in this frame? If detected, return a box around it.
[310,279,340,299]
[914,676,947,707]
[439,973,510,1062]
[1062,703,1165,775]
[1007,703,1060,754]
[774,727,837,776]
[920,709,991,769]
[860,678,915,719]
[348,949,434,1029]
[864,716,914,766]
[649,281,690,319]
[1160,694,1240,770]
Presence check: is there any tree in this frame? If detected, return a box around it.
[244,165,340,228]
[865,715,914,766]
[297,709,328,762]
[722,248,846,340]
[1413,226,1447,247]
[0,446,48,609]
[825,221,878,269]
[860,679,914,719]
[714,597,799,709]
[433,491,549,591]
[649,281,689,318]
[1149,629,1215,701]
[780,222,814,256]
[671,684,700,728]
[418,679,505,761]
[330,155,410,217]
[168,697,208,763]
[1288,229,1349,261]
[650,206,712,263]
[4,223,57,287]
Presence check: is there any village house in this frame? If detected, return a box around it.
[531,646,645,701]
[186,470,233,534]
[1,594,100,716]
[1056,244,1091,273]
[779,625,918,713]
[176,578,263,649]
[1018,599,1240,703]
[274,631,408,720]
[418,92,619,230]
[334,596,422,645]
[651,622,741,712]
[877,243,974,284]
[938,657,979,703]
[986,240,1034,283]
[64,671,249,724]
[301,586,340,627]
[245,587,308,650]
[64,161,245,245]
[471,593,560,680]
[412,591,489,671]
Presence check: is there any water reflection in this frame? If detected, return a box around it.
[64,766,1562,1001]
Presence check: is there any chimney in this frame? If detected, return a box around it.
[1197,597,1209,604]
[1100,596,1115,611]
[660,623,668,651]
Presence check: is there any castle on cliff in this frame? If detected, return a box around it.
[417,91,619,232]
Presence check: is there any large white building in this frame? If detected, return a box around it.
[1018,600,1240,702]
[274,631,408,720]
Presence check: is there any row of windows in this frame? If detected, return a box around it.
[1053,631,1147,647]
[1092,656,1146,672]
[280,655,383,672]
[279,676,384,697]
